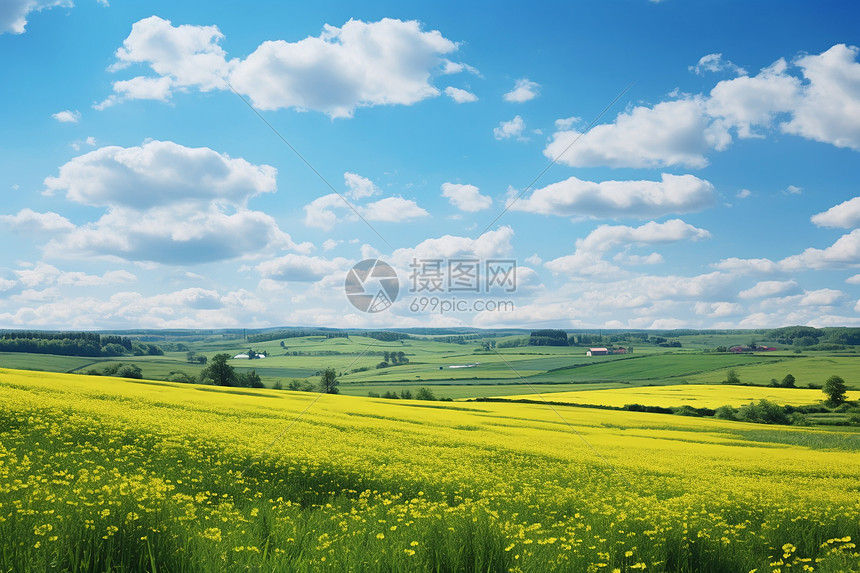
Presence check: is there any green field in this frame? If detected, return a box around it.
[3,331,858,399]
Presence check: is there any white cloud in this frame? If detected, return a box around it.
[780,229,860,271]
[48,207,302,265]
[0,208,74,233]
[736,189,752,199]
[52,109,80,123]
[613,252,664,265]
[256,254,350,282]
[713,257,780,274]
[444,86,478,103]
[811,196,860,228]
[359,196,429,222]
[706,59,800,139]
[739,280,799,299]
[694,301,744,318]
[100,16,468,117]
[304,193,347,230]
[546,219,708,277]
[108,16,230,92]
[782,44,860,151]
[0,0,71,35]
[503,78,540,103]
[97,76,174,109]
[494,115,526,140]
[784,185,803,195]
[799,288,845,306]
[441,183,492,212]
[543,45,860,169]
[390,226,514,265]
[44,140,277,209]
[511,173,715,219]
[41,140,310,265]
[344,172,379,199]
[689,53,747,76]
[231,18,463,118]
[545,97,725,168]
[15,262,136,288]
[322,239,340,251]
[846,274,860,285]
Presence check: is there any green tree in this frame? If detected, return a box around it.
[781,374,796,388]
[415,387,436,401]
[200,353,237,386]
[319,367,339,394]
[823,375,848,405]
[724,369,741,385]
[238,369,264,388]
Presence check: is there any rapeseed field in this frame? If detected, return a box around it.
[501,384,860,409]
[1,368,858,572]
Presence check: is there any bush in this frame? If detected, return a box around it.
[714,405,738,421]
[672,405,701,417]
[415,387,436,401]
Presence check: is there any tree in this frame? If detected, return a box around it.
[200,353,237,386]
[319,367,339,394]
[781,374,796,388]
[238,369,264,388]
[724,369,741,385]
[823,375,848,405]
[415,387,436,401]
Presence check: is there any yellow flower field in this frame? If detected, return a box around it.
[1,368,859,572]
[500,384,860,409]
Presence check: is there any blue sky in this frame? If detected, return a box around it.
[2,0,860,330]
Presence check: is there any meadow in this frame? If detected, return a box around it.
[1,368,859,572]
[7,331,853,401]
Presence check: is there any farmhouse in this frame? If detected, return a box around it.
[586,348,609,356]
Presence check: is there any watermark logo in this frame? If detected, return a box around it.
[345,259,399,313]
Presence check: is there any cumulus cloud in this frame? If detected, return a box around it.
[511,173,716,219]
[42,140,309,264]
[44,140,276,209]
[99,16,471,118]
[0,0,71,35]
[689,53,747,76]
[0,208,74,234]
[811,196,860,228]
[256,254,350,282]
[441,183,492,212]
[48,207,301,265]
[344,172,380,200]
[545,219,709,277]
[359,196,429,222]
[694,301,744,318]
[503,78,539,103]
[545,97,725,168]
[738,280,799,299]
[304,193,347,230]
[494,115,526,140]
[304,173,427,229]
[799,288,845,306]
[390,225,514,265]
[713,257,781,274]
[544,44,860,169]
[52,109,80,123]
[707,59,801,138]
[780,229,860,271]
[15,262,136,288]
[444,86,478,103]
[782,44,860,150]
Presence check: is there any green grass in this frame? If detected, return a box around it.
[0,352,101,373]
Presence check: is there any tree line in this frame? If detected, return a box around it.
[0,331,162,357]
